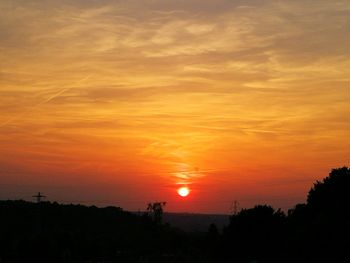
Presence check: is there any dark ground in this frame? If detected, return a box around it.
[0,167,349,263]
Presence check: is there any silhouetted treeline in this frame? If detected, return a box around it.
[220,166,350,263]
[1,167,350,262]
[0,201,205,262]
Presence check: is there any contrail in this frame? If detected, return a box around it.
[0,74,93,128]
[40,74,92,105]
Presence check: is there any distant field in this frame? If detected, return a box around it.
[163,212,230,232]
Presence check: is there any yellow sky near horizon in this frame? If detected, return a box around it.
[1,0,350,213]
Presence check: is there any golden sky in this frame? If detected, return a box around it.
[1,0,350,213]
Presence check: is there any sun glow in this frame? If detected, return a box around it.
[177,187,190,197]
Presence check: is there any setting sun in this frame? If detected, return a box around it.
[0,1,349,260]
[177,187,190,197]
[1,0,350,215]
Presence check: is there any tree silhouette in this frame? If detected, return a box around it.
[223,205,286,262]
[287,167,350,263]
[147,202,166,224]
[307,166,350,215]
[2,167,350,262]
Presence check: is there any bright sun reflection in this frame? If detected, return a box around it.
[177,187,190,197]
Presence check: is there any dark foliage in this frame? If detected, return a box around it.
[0,201,205,262]
[222,205,286,263]
[1,166,349,262]
[222,166,350,263]
[307,167,350,214]
[287,167,350,263]
[147,202,166,224]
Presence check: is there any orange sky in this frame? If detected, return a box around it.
[1,0,350,213]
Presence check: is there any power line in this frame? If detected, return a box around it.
[32,192,46,203]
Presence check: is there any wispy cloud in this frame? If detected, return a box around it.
[0,0,350,212]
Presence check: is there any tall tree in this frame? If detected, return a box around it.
[147,202,166,224]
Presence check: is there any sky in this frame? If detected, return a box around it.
[0,0,350,213]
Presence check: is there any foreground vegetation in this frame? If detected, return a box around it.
[1,167,349,262]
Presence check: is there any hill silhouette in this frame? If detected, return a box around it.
[0,201,204,262]
[1,166,349,262]
[163,212,229,232]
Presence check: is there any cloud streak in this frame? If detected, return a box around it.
[0,0,350,212]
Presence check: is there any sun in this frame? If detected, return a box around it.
[177,187,190,197]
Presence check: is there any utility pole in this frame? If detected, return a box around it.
[230,200,240,215]
[33,192,46,203]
